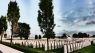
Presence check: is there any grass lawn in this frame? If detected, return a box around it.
[73,44,95,53]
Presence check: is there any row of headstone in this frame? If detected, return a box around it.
[2,38,94,52]
[64,39,91,53]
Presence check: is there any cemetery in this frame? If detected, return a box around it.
[1,37,95,53]
[0,0,95,53]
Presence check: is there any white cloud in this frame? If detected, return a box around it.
[76,21,87,25]
[87,2,93,5]
[72,0,76,3]
[64,10,73,17]
[74,19,79,23]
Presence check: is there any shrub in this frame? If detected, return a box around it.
[35,35,38,39]
[39,35,41,39]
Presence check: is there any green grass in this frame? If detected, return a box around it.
[73,44,95,53]
[49,48,64,53]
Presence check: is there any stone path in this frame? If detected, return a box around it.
[0,44,23,53]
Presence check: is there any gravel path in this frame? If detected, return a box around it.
[0,44,24,53]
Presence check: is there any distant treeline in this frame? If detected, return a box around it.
[56,32,95,38]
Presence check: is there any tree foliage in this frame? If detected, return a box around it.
[61,33,67,38]
[0,16,8,42]
[37,0,55,39]
[35,35,38,39]
[72,32,89,38]
[72,33,78,38]
[7,1,20,23]
[38,0,55,51]
[39,35,41,39]
[92,35,95,37]
[18,22,30,40]
[0,16,7,34]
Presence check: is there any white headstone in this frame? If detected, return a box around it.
[45,43,47,51]
[64,44,67,53]
[68,44,71,53]
[70,43,73,52]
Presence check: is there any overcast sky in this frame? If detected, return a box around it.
[0,0,95,37]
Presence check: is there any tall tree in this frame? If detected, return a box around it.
[18,22,30,40]
[0,16,7,42]
[37,0,55,51]
[7,1,20,45]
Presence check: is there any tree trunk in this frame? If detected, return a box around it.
[20,35,22,40]
[1,32,4,43]
[47,38,49,53]
[10,23,13,45]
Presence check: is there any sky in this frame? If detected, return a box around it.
[0,0,95,37]
[59,0,95,36]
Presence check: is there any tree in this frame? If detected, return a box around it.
[87,34,90,37]
[37,0,55,51]
[18,22,30,40]
[57,36,61,39]
[51,32,55,39]
[83,33,88,37]
[35,35,38,39]
[78,32,83,38]
[72,33,78,38]
[7,1,20,44]
[61,33,67,38]
[39,35,41,39]
[92,35,95,37]
[0,16,8,42]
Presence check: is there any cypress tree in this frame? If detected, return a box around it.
[37,0,55,52]
[7,0,20,45]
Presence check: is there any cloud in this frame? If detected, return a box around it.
[72,0,76,3]
[74,19,79,23]
[64,10,73,17]
[86,2,93,5]
[86,21,95,25]
[86,31,95,36]
[57,25,61,27]
[76,20,89,26]
[86,1,95,9]
[22,0,32,10]
[57,0,95,36]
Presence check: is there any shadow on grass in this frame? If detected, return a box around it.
[49,48,64,53]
